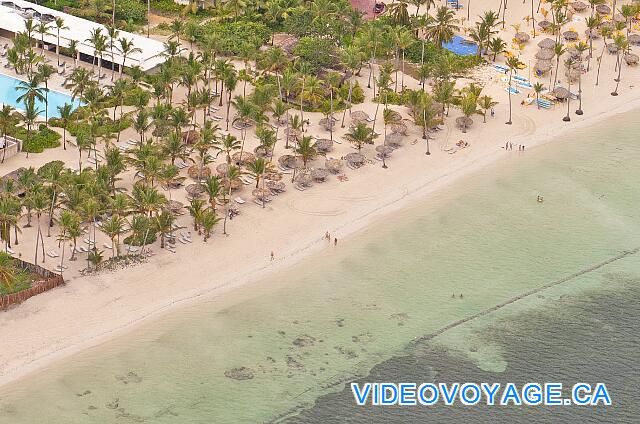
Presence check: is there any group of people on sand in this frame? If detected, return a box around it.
[325,231,337,246]
[504,142,525,151]
[452,293,464,299]
[270,231,338,261]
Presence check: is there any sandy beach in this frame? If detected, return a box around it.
[2,0,640,390]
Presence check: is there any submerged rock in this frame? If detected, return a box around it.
[224,367,255,380]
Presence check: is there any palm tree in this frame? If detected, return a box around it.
[106,26,120,81]
[477,95,497,123]
[30,190,48,266]
[341,45,364,128]
[488,37,507,61]
[200,210,220,242]
[20,100,42,158]
[36,21,50,55]
[86,28,107,79]
[202,176,223,212]
[101,215,126,258]
[53,17,68,66]
[36,64,55,124]
[246,158,274,188]
[505,56,524,125]
[574,41,588,115]
[345,122,377,152]
[533,82,545,110]
[611,34,629,96]
[57,103,73,150]
[117,37,141,77]
[585,15,601,71]
[553,42,566,89]
[426,6,460,49]
[0,106,18,163]
[295,136,317,167]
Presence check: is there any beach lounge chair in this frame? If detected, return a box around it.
[366,117,375,122]
[234,197,246,204]
[103,243,112,249]
[46,251,56,258]
[127,139,137,145]
[295,184,306,191]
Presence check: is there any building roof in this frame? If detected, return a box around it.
[0,0,165,71]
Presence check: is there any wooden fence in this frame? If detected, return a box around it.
[0,259,64,309]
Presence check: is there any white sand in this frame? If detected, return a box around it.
[2,1,639,387]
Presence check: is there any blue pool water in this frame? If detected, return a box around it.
[0,72,81,118]
[443,35,478,56]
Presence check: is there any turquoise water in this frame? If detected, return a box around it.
[0,112,638,422]
[0,72,81,118]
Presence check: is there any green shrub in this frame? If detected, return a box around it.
[200,21,271,56]
[10,125,61,153]
[123,232,158,246]
[115,0,148,23]
[151,0,184,13]
[339,81,365,105]
[0,252,32,295]
[291,37,337,72]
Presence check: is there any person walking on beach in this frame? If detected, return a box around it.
[334,238,338,247]
[270,251,275,261]
[325,231,330,242]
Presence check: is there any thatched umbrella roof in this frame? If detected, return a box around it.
[345,152,365,164]
[606,43,619,54]
[514,32,530,43]
[455,116,473,132]
[538,38,556,49]
[284,127,302,141]
[534,60,553,73]
[278,154,303,169]
[188,165,211,180]
[310,168,329,181]
[538,20,552,30]
[596,4,610,14]
[350,110,370,123]
[216,162,230,176]
[624,53,639,65]
[252,188,271,200]
[390,122,407,135]
[551,86,570,99]
[185,183,204,197]
[376,145,394,157]
[563,30,578,41]
[599,21,614,31]
[628,34,640,45]
[432,101,445,115]
[565,67,581,81]
[182,130,200,145]
[388,110,403,121]
[385,132,404,147]
[319,117,337,131]
[585,29,600,39]
[254,145,270,158]
[572,1,587,11]
[222,178,242,191]
[613,14,626,23]
[232,151,255,166]
[167,200,184,213]
[264,171,283,181]
[266,180,285,191]
[314,138,334,152]
[294,173,313,186]
[535,49,555,60]
[325,158,343,173]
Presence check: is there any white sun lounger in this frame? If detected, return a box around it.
[103,243,112,249]
[295,184,306,191]
[127,139,137,145]
[234,197,246,204]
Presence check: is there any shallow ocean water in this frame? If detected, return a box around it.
[0,112,638,423]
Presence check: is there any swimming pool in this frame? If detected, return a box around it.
[0,72,81,118]
[442,35,478,56]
